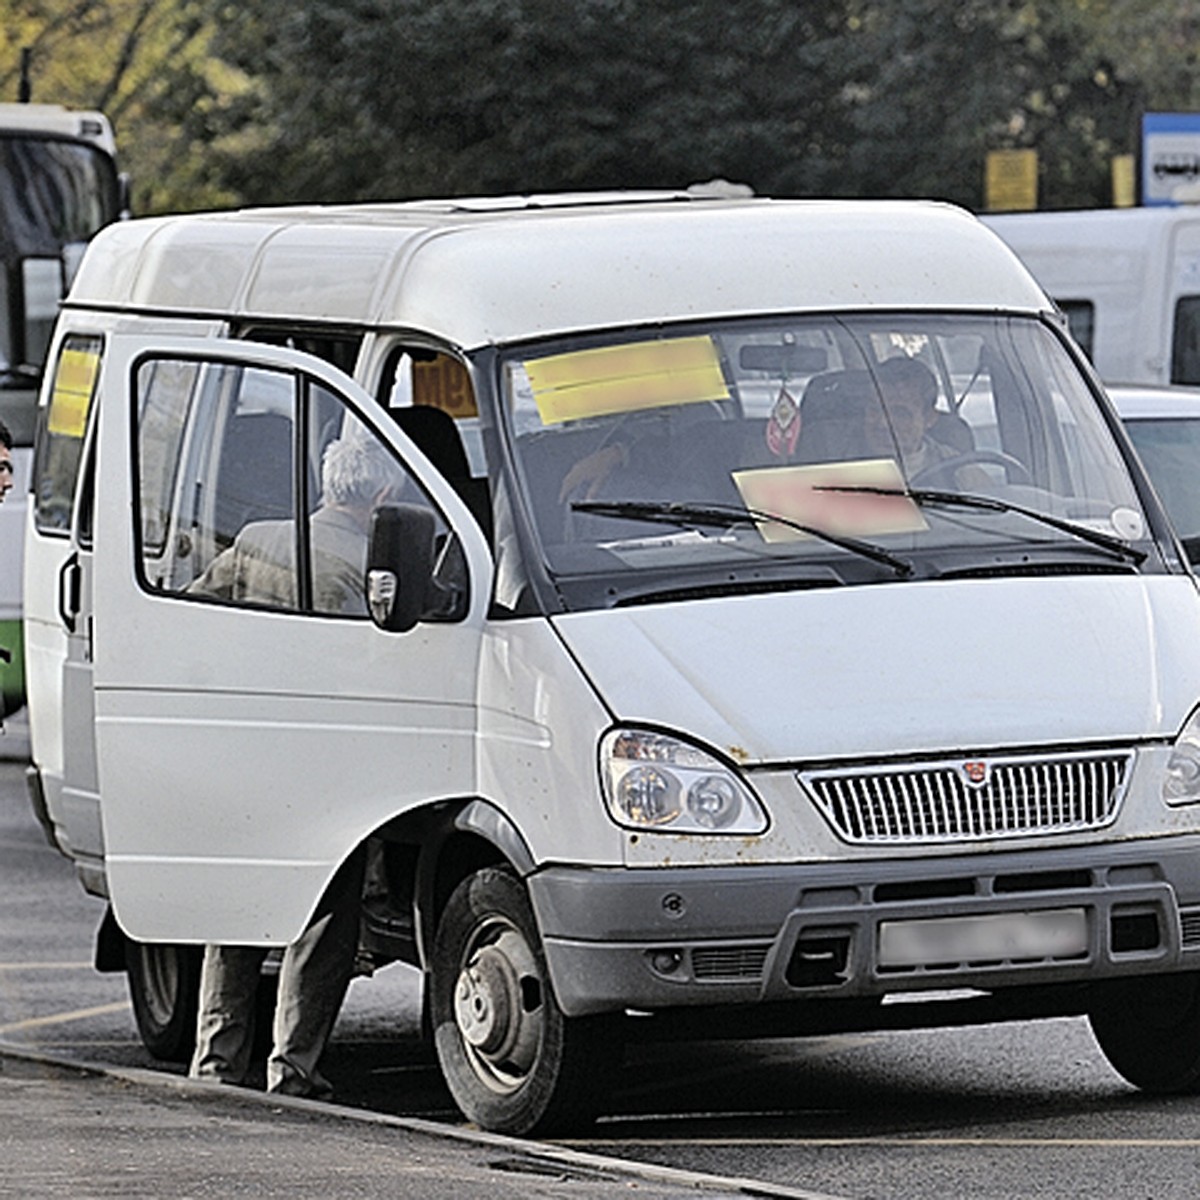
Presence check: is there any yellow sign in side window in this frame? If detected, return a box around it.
[525,335,730,426]
[47,344,101,438]
[412,355,478,419]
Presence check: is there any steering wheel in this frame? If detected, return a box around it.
[910,448,1031,487]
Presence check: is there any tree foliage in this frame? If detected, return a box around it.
[0,0,255,212]
[0,0,1198,213]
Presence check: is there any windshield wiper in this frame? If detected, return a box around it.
[571,498,914,577]
[816,485,1147,564]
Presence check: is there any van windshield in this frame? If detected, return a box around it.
[502,314,1151,606]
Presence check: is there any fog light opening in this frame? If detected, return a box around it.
[649,949,685,977]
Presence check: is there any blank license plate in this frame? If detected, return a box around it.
[878,908,1088,968]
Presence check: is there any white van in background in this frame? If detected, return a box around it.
[24,193,1200,1135]
[983,206,1200,386]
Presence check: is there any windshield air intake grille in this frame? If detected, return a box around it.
[800,750,1132,845]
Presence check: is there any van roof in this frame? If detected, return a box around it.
[67,193,1051,349]
[983,205,1200,259]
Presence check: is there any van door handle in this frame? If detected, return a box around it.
[58,552,81,634]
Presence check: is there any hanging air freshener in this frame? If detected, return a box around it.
[766,384,800,457]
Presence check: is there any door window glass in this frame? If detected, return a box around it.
[136,359,298,604]
[134,355,440,618]
[33,334,102,533]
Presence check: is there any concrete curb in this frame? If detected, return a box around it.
[0,1038,845,1200]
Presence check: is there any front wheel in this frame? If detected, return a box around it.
[430,867,619,1135]
[124,941,202,1063]
[1089,972,1200,1092]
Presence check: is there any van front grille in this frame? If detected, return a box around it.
[1180,908,1200,947]
[692,945,770,980]
[801,750,1132,846]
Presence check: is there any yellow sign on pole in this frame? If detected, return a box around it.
[1111,154,1136,208]
[985,149,1039,212]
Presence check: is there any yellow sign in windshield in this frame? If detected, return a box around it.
[47,345,101,438]
[525,335,729,425]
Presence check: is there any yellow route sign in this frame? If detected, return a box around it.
[985,149,1038,213]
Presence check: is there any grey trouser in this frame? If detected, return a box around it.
[188,850,365,1098]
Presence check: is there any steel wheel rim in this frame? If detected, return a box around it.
[452,914,545,1095]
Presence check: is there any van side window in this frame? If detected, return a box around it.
[33,334,102,533]
[1172,296,1200,385]
[1056,300,1095,362]
[134,355,437,617]
[235,325,363,376]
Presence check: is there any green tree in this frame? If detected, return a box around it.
[213,0,859,203]
[836,0,1141,209]
[5,0,1200,213]
[0,0,256,212]
[213,0,1182,211]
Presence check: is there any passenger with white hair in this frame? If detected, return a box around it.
[192,434,398,615]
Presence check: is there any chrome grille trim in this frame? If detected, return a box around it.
[800,750,1133,845]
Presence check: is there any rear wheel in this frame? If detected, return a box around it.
[1089,972,1200,1092]
[430,866,618,1135]
[124,941,202,1063]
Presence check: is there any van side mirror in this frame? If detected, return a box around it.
[366,504,468,632]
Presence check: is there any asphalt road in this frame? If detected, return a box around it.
[5,738,1200,1199]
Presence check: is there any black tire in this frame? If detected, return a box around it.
[1089,972,1200,1093]
[124,941,203,1063]
[430,866,619,1135]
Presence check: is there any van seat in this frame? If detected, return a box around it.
[797,370,874,462]
[393,405,492,544]
[213,412,294,546]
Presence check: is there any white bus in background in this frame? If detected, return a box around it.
[982,206,1200,387]
[0,102,123,718]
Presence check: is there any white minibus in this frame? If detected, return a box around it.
[24,193,1200,1134]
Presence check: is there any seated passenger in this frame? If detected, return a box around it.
[192,435,397,614]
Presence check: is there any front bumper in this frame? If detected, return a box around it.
[529,837,1200,1017]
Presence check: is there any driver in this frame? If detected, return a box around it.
[864,358,986,488]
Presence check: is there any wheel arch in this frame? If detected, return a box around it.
[423,798,536,963]
[364,796,538,972]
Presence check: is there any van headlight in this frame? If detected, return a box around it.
[1165,708,1200,805]
[600,728,768,834]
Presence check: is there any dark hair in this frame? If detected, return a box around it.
[0,418,11,451]
[876,357,938,408]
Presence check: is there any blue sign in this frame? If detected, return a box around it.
[1143,112,1200,206]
